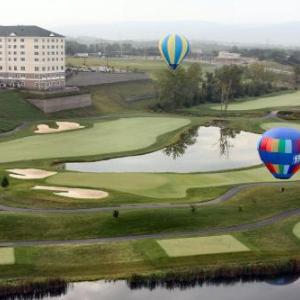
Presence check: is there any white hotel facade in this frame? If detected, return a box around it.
[0,26,65,90]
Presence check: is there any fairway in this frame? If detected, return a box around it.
[0,117,190,163]
[0,248,15,265]
[47,167,300,199]
[293,222,300,239]
[261,122,300,131]
[157,235,250,257]
[211,91,300,111]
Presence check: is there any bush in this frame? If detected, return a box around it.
[1,176,9,188]
[113,210,119,219]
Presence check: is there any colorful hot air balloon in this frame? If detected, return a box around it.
[159,34,190,70]
[258,128,300,179]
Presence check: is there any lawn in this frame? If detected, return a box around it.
[0,248,15,265]
[0,117,190,163]
[157,235,250,257]
[66,56,216,77]
[47,167,300,199]
[211,91,300,111]
[0,184,299,242]
[261,122,300,131]
[0,91,45,133]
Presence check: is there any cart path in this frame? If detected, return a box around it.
[0,182,294,214]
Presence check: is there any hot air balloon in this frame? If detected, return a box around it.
[159,34,190,70]
[258,128,300,179]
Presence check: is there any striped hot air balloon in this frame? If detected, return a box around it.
[159,34,190,70]
[258,128,300,179]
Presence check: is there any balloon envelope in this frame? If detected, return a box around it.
[159,34,190,70]
[258,128,300,179]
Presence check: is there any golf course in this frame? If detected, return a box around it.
[0,76,300,289]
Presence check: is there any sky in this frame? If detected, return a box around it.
[1,0,300,27]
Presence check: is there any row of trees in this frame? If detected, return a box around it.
[232,46,300,66]
[155,63,283,111]
[66,40,160,57]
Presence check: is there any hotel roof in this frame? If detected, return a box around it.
[0,25,64,38]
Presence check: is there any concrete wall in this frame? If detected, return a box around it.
[27,94,92,113]
[66,71,149,87]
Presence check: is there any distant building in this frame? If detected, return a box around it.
[214,51,257,65]
[0,25,65,90]
[74,53,89,57]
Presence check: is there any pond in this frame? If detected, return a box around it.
[5,275,299,300]
[64,126,261,173]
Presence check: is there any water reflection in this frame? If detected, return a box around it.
[163,127,198,159]
[2,275,297,300]
[218,127,239,158]
[64,126,261,173]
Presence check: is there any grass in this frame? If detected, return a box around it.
[0,248,15,265]
[0,215,300,284]
[293,222,300,239]
[0,117,190,163]
[0,91,45,132]
[47,167,300,199]
[157,235,250,257]
[211,91,300,111]
[0,184,299,242]
[261,122,300,131]
[87,80,156,113]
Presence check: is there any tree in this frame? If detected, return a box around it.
[155,64,202,110]
[215,65,244,113]
[293,65,300,90]
[1,176,9,188]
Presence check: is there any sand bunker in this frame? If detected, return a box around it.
[35,122,85,134]
[32,186,109,199]
[7,169,57,180]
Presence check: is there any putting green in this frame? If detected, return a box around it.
[261,122,300,131]
[211,91,300,111]
[0,248,15,265]
[157,235,250,257]
[47,167,300,199]
[0,117,190,163]
[293,222,300,239]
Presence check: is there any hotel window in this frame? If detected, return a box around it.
[61,66,64,70]
[34,39,38,43]
[0,66,2,70]
[21,58,25,61]
[8,66,11,70]
[13,45,17,49]
[8,45,11,49]
[42,67,46,71]
[8,39,11,42]
[34,58,39,62]
[14,66,17,71]
[13,39,16,42]
[20,51,25,55]
[34,66,39,71]
[20,45,25,49]
[34,52,39,55]
[20,39,24,42]
[8,58,11,61]
[13,51,17,55]
[21,67,25,71]
[13,58,17,62]
[34,45,39,49]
